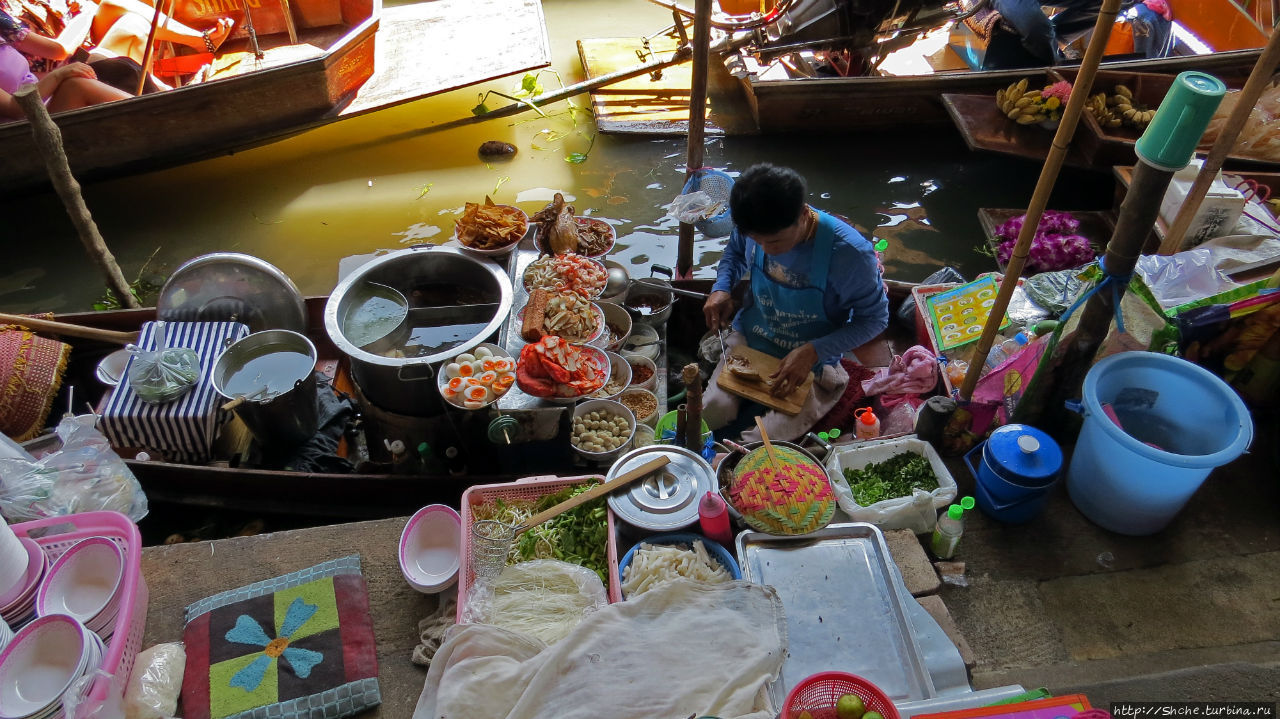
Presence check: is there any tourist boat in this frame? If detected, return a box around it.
[2,0,551,192]
[584,0,1270,135]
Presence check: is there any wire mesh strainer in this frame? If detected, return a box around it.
[681,169,735,238]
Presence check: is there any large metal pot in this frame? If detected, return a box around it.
[212,330,318,446]
[324,246,512,416]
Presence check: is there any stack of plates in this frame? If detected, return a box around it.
[0,614,105,719]
[0,618,11,653]
[36,539,124,642]
[0,540,48,630]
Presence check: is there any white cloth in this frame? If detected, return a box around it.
[413,579,787,719]
[702,331,850,442]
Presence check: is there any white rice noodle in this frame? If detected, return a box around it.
[465,559,608,646]
[620,540,732,598]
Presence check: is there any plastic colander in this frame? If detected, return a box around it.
[783,671,899,719]
[681,169,734,238]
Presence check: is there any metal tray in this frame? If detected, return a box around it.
[737,522,935,706]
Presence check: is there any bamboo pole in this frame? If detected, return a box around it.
[14,85,139,309]
[683,362,703,451]
[677,0,713,279]
[958,0,1122,400]
[135,0,172,96]
[1160,28,1280,254]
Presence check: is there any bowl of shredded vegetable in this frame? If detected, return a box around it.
[616,532,740,599]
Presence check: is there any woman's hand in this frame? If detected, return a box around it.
[55,62,97,81]
[703,290,734,330]
[769,343,817,398]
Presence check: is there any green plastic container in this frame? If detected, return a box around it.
[1135,71,1227,171]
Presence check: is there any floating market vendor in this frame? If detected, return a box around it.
[702,163,889,442]
[986,0,1103,67]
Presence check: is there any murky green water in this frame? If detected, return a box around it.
[0,0,1113,314]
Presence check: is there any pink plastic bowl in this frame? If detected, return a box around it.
[399,505,461,594]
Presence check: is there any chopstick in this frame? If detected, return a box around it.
[755,417,780,471]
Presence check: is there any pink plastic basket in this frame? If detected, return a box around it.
[783,671,900,719]
[456,475,619,622]
[10,511,147,719]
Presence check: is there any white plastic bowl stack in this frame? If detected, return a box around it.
[0,614,105,719]
[35,538,124,641]
[0,618,11,653]
[0,538,48,629]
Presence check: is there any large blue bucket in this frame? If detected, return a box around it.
[964,424,1063,524]
[1068,351,1253,536]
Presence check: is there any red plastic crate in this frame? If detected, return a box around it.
[456,475,619,621]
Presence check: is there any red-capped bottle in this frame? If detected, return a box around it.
[698,491,733,546]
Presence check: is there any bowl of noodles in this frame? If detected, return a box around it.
[455,198,530,256]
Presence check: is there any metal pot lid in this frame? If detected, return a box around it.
[606,445,715,531]
[984,423,1063,486]
[157,253,306,333]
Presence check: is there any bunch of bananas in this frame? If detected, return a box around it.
[1086,92,1122,128]
[995,78,1049,125]
[1110,85,1156,128]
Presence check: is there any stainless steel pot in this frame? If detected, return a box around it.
[212,330,318,446]
[624,277,675,326]
[324,246,513,415]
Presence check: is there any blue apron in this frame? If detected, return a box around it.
[738,211,837,361]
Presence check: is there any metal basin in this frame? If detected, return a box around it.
[212,330,318,447]
[324,246,512,415]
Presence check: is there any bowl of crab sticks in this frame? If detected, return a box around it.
[437,343,517,409]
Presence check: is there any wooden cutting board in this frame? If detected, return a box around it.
[715,345,813,416]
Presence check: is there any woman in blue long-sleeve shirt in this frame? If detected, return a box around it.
[702,164,889,441]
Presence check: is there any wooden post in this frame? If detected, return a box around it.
[135,0,172,96]
[677,0,713,279]
[957,0,1122,401]
[1160,28,1280,254]
[683,362,703,451]
[14,84,139,309]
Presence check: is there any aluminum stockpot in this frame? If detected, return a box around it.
[324,246,513,416]
[623,277,674,326]
[212,330,318,446]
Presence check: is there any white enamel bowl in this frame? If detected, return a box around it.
[0,614,89,719]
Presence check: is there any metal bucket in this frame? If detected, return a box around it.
[213,330,319,446]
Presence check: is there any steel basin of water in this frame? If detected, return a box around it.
[324,245,513,415]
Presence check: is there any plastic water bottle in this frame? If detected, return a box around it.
[854,407,881,440]
[984,332,1029,372]
[698,492,733,546]
[930,496,976,559]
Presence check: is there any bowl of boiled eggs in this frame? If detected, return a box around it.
[437,343,516,409]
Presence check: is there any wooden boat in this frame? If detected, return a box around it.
[2,0,551,192]
[943,67,1276,172]
[582,0,1270,135]
[38,274,917,518]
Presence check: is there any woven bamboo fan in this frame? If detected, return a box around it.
[726,445,836,535]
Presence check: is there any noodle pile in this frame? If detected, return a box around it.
[620,540,732,598]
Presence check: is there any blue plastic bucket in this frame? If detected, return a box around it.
[964,424,1063,524]
[1067,351,1253,536]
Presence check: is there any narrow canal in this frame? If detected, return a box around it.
[1,0,1114,314]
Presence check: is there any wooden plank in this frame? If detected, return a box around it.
[341,0,549,117]
[715,345,812,415]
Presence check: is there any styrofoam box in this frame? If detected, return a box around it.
[825,435,958,532]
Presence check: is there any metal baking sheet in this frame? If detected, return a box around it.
[737,522,935,706]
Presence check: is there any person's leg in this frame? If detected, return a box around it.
[991,0,1056,63]
[45,75,131,111]
[702,331,746,431]
[91,0,231,59]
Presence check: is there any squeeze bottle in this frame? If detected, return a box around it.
[931,496,976,559]
[854,407,881,440]
[698,491,733,546]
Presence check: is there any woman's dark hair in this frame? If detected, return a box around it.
[729,164,807,235]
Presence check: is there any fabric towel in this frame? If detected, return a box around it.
[861,345,938,407]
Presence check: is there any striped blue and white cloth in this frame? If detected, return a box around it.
[101,321,249,463]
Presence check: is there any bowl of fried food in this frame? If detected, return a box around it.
[575,217,616,257]
[455,197,529,256]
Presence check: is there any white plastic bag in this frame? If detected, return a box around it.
[0,415,148,523]
[825,436,957,534]
[123,643,185,719]
[665,191,721,224]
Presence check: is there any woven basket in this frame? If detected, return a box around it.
[726,445,835,535]
[783,671,899,719]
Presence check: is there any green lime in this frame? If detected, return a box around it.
[837,694,866,719]
[864,711,884,719]
[798,712,814,719]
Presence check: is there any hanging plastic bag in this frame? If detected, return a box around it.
[0,414,149,523]
[126,321,199,405]
[666,190,720,224]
